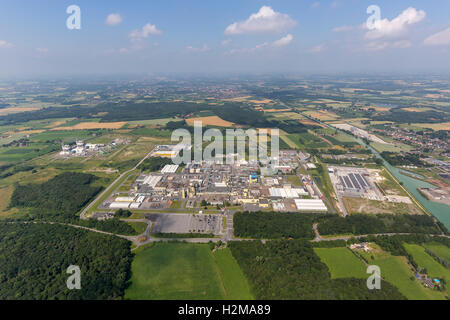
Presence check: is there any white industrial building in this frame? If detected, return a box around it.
[115,196,135,202]
[294,199,327,212]
[110,202,131,209]
[269,187,309,198]
[135,196,146,203]
[161,164,179,174]
[142,175,162,188]
[129,202,142,209]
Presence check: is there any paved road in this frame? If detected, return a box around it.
[80,149,154,219]
[223,210,235,242]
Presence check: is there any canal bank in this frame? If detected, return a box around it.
[296,111,450,230]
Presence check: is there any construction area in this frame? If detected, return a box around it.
[328,165,415,215]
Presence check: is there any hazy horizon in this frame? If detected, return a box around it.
[1,0,450,77]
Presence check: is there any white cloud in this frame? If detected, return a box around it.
[391,40,412,48]
[272,34,293,47]
[225,6,297,35]
[0,40,13,49]
[332,25,355,32]
[364,41,389,51]
[365,7,426,40]
[424,26,450,46]
[221,39,232,46]
[363,40,411,51]
[311,2,320,9]
[106,13,123,26]
[309,44,326,53]
[35,48,49,54]
[186,44,210,52]
[226,34,293,54]
[129,23,162,41]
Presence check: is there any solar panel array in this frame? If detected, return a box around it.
[339,172,369,190]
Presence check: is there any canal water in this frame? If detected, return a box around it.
[358,138,450,230]
[301,111,450,230]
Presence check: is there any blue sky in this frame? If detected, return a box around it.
[0,0,450,76]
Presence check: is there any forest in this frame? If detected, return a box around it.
[0,223,132,300]
[317,214,445,236]
[9,172,102,218]
[8,172,136,235]
[138,157,173,172]
[380,151,427,167]
[228,240,405,300]
[233,211,318,239]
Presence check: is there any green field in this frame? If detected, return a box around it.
[28,130,100,143]
[127,118,180,126]
[423,242,450,262]
[125,243,252,300]
[403,243,450,295]
[212,248,254,300]
[314,247,367,279]
[287,132,328,149]
[125,221,148,234]
[359,244,445,300]
[370,141,413,153]
[286,175,302,186]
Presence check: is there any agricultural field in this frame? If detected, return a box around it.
[126,118,180,126]
[403,243,450,295]
[370,141,413,153]
[186,116,234,127]
[304,110,339,121]
[358,243,446,300]
[125,243,251,300]
[286,132,329,149]
[314,247,367,279]
[212,248,254,299]
[51,121,126,130]
[423,242,450,262]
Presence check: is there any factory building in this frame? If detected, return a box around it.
[294,199,327,212]
[161,164,179,174]
[269,186,309,199]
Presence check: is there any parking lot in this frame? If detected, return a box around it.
[145,213,222,235]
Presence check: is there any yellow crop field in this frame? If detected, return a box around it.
[304,110,339,121]
[248,99,274,104]
[401,107,433,112]
[362,106,391,112]
[52,122,127,130]
[412,122,450,131]
[0,107,40,115]
[186,116,234,127]
[263,108,291,112]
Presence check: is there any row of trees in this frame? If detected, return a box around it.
[233,212,446,240]
[317,214,445,236]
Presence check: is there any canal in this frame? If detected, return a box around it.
[298,111,450,230]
